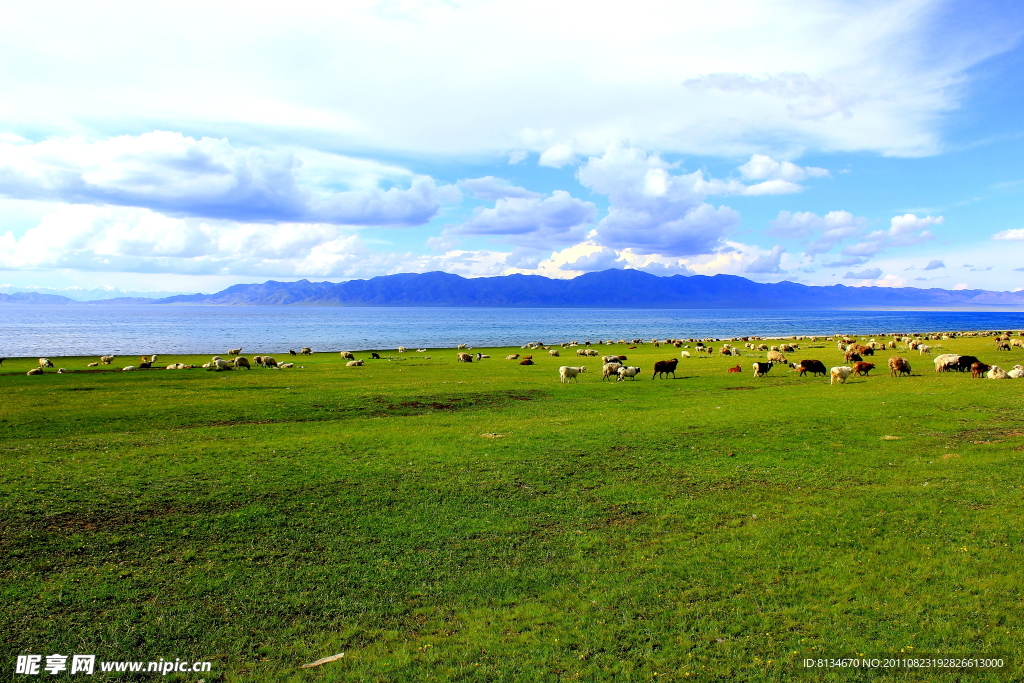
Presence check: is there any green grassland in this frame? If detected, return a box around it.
[2,335,1024,682]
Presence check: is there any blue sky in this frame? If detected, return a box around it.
[1,0,1023,296]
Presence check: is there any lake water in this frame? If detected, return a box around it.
[2,305,1024,357]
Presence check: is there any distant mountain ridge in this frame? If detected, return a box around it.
[149,270,1024,308]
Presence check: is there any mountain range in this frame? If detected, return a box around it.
[5,270,1016,308]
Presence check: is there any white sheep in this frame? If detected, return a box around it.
[1007,365,1024,379]
[616,366,641,381]
[506,354,520,360]
[830,366,853,384]
[122,366,137,371]
[57,368,68,374]
[397,346,407,353]
[558,366,586,383]
[601,362,623,381]
[680,350,691,358]
[100,355,114,365]
[38,358,53,368]
[549,349,560,357]
[279,362,295,369]
[918,345,931,354]
[416,348,427,352]
[340,351,356,360]
[26,368,43,375]
[228,348,242,355]
[346,360,364,367]
[988,365,1010,379]
[213,358,233,371]
[87,362,99,367]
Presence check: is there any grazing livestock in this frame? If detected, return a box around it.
[476,353,490,360]
[791,359,827,377]
[262,356,279,368]
[652,358,679,379]
[122,366,137,371]
[616,366,641,381]
[26,368,43,375]
[228,348,242,355]
[558,366,586,383]
[57,368,68,374]
[457,352,473,362]
[830,366,853,384]
[289,349,297,355]
[844,350,862,363]
[766,350,787,364]
[300,347,312,355]
[971,361,991,378]
[727,364,742,373]
[602,362,623,381]
[234,357,251,370]
[680,351,691,358]
[752,361,773,377]
[888,356,912,377]
[346,360,364,367]
[38,358,53,368]
[279,363,295,369]
[953,355,980,372]
[100,355,114,365]
[397,346,407,353]
[212,359,233,371]
[918,345,932,355]
[519,359,535,365]
[371,352,381,359]
[988,365,1011,379]
[1008,365,1024,379]
[506,354,520,360]
[0,357,5,366]
[852,361,876,377]
[340,351,356,360]
[86,362,98,367]
[933,354,961,372]
[997,341,1011,351]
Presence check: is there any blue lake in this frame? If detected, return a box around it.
[2,305,1024,357]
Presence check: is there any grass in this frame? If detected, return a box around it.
[3,336,1024,681]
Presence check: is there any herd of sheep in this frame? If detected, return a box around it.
[9,331,1024,386]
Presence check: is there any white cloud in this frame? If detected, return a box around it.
[992,228,1024,240]
[745,245,787,274]
[452,190,597,248]
[557,246,626,272]
[841,213,940,257]
[577,145,740,256]
[538,144,577,168]
[2,1,1017,158]
[0,132,458,225]
[459,176,541,201]
[769,209,866,254]
[843,267,882,279]
[923,259,945,270]
[737,154,829,182]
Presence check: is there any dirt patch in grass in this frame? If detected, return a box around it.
[368,390,544,417]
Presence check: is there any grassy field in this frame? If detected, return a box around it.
[3,335,1024,682]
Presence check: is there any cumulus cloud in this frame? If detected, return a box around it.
[577,145,740,256]
[504,247,547,269]
[737,154,829,182]
[452,190,597,248]
[843,268,882,279]
[0,132,458,225]
[744,245,786,274]
[923,259,945,270]
[840,213,940,257]
[769,210,866,255]
[557,246,626,272]
[992,228,1024,240]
